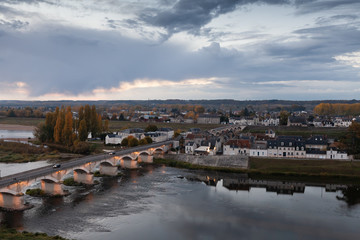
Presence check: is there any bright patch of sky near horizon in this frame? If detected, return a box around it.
[0,0,360,100]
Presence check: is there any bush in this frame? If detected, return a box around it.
[128,137,139,147]
[26,188,45,197]
[144,136,153,144]
[63,177,81,186]
[71,141,91,154]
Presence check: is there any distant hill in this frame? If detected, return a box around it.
[0,99,359,112]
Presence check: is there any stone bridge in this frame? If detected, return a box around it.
[0,144,170,210]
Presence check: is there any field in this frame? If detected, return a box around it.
[249,157,360,177]
[0,117,44,126]
[0,117,220,132]
[244,125,347,139]
[108,121,220,132]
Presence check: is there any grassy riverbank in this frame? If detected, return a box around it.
[0,227,68,240]
[155,157,360,183]
[0,140,62,163]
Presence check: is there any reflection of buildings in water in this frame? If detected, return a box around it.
[223,178,250,191]
[222,178,305,195]
[336,186,360,206]
[196,176,219,187]
[325,184,347,192]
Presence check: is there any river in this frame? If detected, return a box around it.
[1,165,360,240]
[0,129,34,139]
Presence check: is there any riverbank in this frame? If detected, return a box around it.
[156,156,360,183]
[0,227,68,240]
[0,123,36,131]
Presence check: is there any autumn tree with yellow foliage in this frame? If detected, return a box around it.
[314,103,360,116]
[35,105,103,146]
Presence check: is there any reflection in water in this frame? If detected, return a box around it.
[1,166,360,240]
[337,186,360,206]
[1,211,24,230]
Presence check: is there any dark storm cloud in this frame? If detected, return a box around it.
[140,0,291,37]
[265,24,360,61]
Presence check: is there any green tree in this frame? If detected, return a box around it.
[128,137,139,147]
[139,138,147,145]
[121,137,129,146]
[144,136,153,144]
[342,122,360,155]
[279,111,290,125]
[145,124,158,132]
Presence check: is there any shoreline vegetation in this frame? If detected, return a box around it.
[0,227,69,240]
[154,157,360,184]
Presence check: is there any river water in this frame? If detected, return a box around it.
[0,130,34,139]
[1,165,360,240]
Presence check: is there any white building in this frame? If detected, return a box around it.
[156,128,174,140]
[250,141,268,157]
[185,142,197,155]
[142,132,168,142]
[105,134,123,145]
[326,149,349,160]
[223,139,250,156]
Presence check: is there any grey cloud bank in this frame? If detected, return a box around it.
[0,0,359,100]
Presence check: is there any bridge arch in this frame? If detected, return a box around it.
[73,168,91,174]
[100,161,114,167]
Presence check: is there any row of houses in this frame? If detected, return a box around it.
[183,129,350,160]
[229,115,357,128]
[223,135,349,160]
[105,128,174,145]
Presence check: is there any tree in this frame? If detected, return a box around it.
[144,136,153,144]
[121,138,129,147]
[104,119,109,132]
[342,122,360,155]
[7,109,16,117]
[54,107,65,143]
[128,137,139,147]
[62,107,73,146]
[34,123,48,142]
[145,124,158,132]
[139,138,147,145]
[111,113,118,120]
[174,129,181,138]
[279,111,290,125]
[78,119,88,141]
[194,105,205,114]
[119,113,125,121]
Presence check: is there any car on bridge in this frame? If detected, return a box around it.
[53,164,61,168]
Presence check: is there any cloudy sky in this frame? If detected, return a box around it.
[0,0,359,101]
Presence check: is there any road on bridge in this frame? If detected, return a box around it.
[0,140,174,188]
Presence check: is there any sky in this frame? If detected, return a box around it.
[0,0,360,101]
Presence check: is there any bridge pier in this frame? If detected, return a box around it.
[138,155,153,163]
[0,193,27,210]
[41,179,64,196]
[99,164,118,176]
[73,170,94,184]
[122,159,138,169]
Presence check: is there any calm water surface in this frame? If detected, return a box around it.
[1,165,360,240]
[0,130,34,139]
